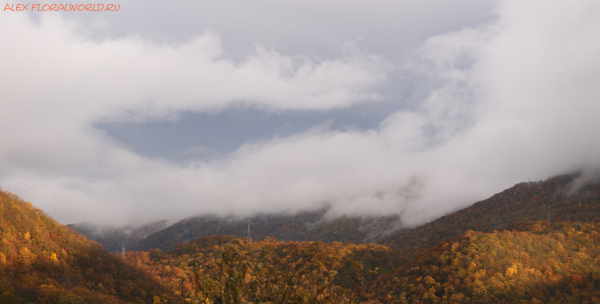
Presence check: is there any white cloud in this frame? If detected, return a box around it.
[0,12,385,121]
[2,0,600,228]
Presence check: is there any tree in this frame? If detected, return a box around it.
[193,239,377,303]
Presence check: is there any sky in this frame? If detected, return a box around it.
[2,0,600,227]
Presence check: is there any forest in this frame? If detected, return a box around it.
[3,173,600,303]
[129,210,400,253]
[0,189,183,303]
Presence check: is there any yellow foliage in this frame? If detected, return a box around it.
[468,261,477,271]
[424,276,436,286]
[50,252,59,263]
[19,247,37,266]
[450,242,459,251]
[505,264,518,277]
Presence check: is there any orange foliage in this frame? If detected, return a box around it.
[0,189,183,304]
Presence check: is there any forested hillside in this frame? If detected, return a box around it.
[121,174,599,255]
[5,173,600,303]
[380,174,600,251]
[68,221,168,253]
[125,235,406,303]
[0,189,183,304]
[132,210,401,252]
[129,173,599,303]
[371,221,600,303]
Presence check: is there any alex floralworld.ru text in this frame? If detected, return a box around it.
[4,3,120,12]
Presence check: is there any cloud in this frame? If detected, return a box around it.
[0,9,386,224]
[0,12,385,120]
[2,0,600,228]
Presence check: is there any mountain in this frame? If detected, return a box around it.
[379,174,600,252]
[0,189,183,304]
[130,174,596,254]
[131,208,402,252]
[6,172,600,303]
[68,220,168,253]
[126,174,599,255]
[73,172,600,303]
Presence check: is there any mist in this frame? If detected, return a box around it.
[2,0,600,228]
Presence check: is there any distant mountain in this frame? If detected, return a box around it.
[379,174,600,252]
[0,189,183,304]
[132,208,402,252]
[73,173,600,259]
[68,220,168,253]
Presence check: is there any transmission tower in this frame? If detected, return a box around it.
[122,244,125,259]
[247,222,251,243]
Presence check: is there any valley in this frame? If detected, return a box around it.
[3,173,600,303]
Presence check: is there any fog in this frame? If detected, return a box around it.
[2,0,600,227]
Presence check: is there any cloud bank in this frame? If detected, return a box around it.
[2,0,600,227]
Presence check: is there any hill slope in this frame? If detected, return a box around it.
[68,220,168,253]
[132,209,401,252]
[0,189,183,304]
[371,221,600,303]
[123,173,600,303]
[126,235,405,302]
[380,174,600,251]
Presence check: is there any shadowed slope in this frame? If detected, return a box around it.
[132,210,400,252]
[379,174,600,251]
[68,221,168,253]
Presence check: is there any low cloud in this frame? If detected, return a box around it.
[2,1,600,228]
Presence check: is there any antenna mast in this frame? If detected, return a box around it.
[547,207,551,223]
[122,243,125,259]
[247,222,251,243]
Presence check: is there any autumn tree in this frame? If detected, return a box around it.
[193,239,377,303]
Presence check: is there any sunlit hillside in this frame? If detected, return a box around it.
[371,221,600,303]
[0,189,183,304]
[125,235,403,303]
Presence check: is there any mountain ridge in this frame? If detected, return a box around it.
[131,209,402,252]
[5,172,600,302]
[377,174,600,251]
[68,220,168,253]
